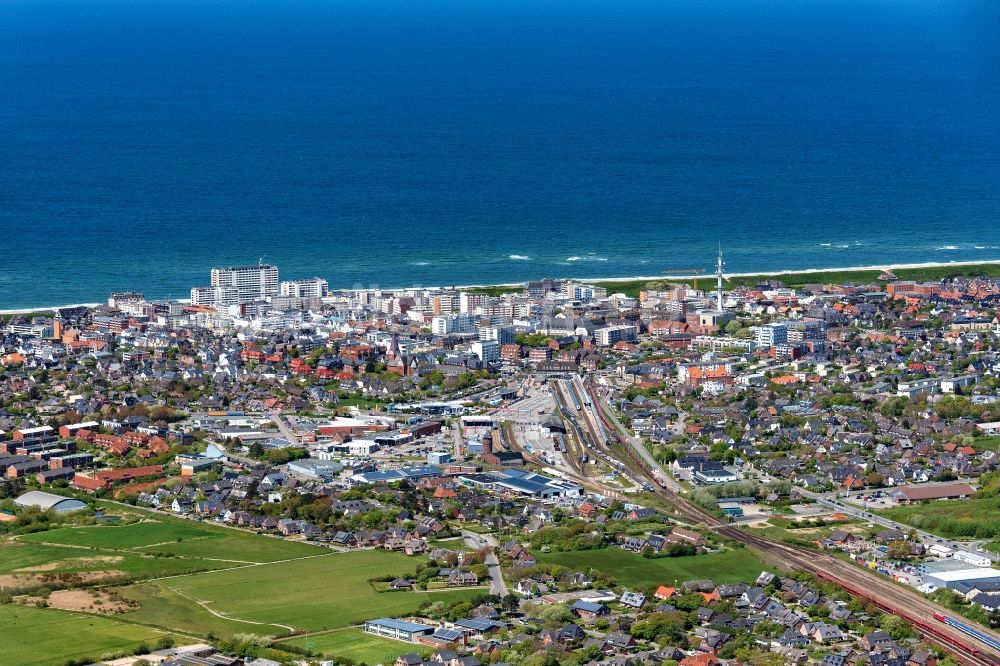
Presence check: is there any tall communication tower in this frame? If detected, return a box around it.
[715,243,725,313]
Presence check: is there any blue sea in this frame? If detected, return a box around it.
[2,0,1000,309]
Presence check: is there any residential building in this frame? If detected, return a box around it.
[280,277,328,298]
[595,325,637,347]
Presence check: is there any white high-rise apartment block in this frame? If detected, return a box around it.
[460,292,491,313]
[210,264,279,302]
[280,277,328,299]
[191,286,241,307]
[756,322,788,349]
[595,324,637,347]
[478,325,516,345]
[470,340,500,363]
[431,313,477,336]
[564,282,608,301]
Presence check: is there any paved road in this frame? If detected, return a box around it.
[463,531,507,596]
[451,420,464,461]
[268,411,300,445]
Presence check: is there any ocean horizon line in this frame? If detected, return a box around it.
[3,258,1000,317]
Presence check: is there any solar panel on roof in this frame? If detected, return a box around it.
[455,617,496,631]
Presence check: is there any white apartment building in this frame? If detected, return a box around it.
[564,282,608,301]
[478,325,516,345]
[470,340,500,364]
[756,322,788,349]
[280,277,328,299]
[190,286,241,308]
[431,292,461,314]
[210,264,279,301]
[460,292,491,313]
[595,324,637,347]
[431,313,477,336]
[107,291,144,309]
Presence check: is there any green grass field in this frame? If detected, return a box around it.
[972,436,1000,453]
[121,580,292,637]
[118,549,484,637]
[0,604,174,666]
[879,497,1000,540]
[0,541,235,580]
[20,514,323,563]
[536,547,766,588]
[286,628,426,664]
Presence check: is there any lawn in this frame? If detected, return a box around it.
[0,604,174,666]
[972,436,1000,453]
[286,628,427,664]
[879,496,1000,540]
[20,520,210,549]
[117,549,484,637]
[0,541,234,579]
[121,581,291,638]
[20,514,324,563]
[535,547,767,588]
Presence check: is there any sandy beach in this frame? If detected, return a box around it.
[2,258,1000,317]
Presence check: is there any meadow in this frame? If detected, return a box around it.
[879,497,1000,540]
[3,508,485,654]
[0,540,234,580]
[0,604,174,666]
[285,628,427,663]
[117,549,484,637]
[466,262,1000,299]
[19,512,323,563]
[535,547,766,588]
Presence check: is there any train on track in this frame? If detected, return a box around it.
[935,613,1000,654]
[815,572,1000,665]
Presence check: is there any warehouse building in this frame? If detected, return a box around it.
[923,565,1000,591]
[458,468,583,499]
[364,618,434,642]
[15,491,88,514]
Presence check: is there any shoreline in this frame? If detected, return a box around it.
[2,258,1000,316]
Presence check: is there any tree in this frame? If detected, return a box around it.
[880,613,915,640]
[501,593,521,614]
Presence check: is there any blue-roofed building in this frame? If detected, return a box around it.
[428,451,452,465]
[287,458,344,481]
[364,617,434,642]
[458,468,582,499]
[426,627,464,646]
[453,617,505,636]
[351,465,442,485]
[619,590,646,609]
[572,599,610,619]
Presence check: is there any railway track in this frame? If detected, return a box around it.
[580,382,1000,666]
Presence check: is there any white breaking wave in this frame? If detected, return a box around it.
[937,245,959,250]
[508,254,530,261]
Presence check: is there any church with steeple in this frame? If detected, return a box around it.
[385,332,413,376]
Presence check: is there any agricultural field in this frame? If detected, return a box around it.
[116,549,484,637]
[536,547,767,588]
[286,628,427,663]
[0,604,174,666]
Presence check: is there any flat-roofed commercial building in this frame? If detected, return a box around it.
[364,618,434,642]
